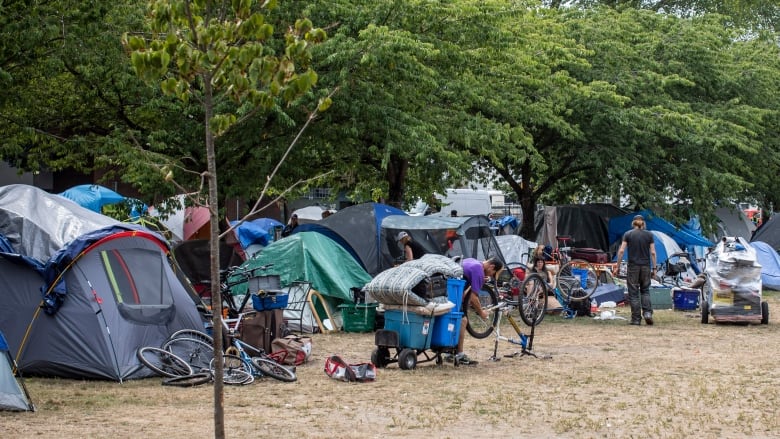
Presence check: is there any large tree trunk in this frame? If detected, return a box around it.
[385,155,408,208]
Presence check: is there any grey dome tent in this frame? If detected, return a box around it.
[380,215,505,272]
[0,185,206,381]
[0,329,33,411]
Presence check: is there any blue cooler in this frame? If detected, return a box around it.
[383,310,434,350]
[431,311,463,348]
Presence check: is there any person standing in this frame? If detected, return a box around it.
[613,215,657,325]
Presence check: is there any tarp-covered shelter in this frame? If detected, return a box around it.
[535,204,629,251]
[229,217,284,259]
[295,202,407,276]
[233,232,371,303]
[380,215,505,272]
[750,241,780,290]
[0,185,205,381]
[608,209,714,252]
[59,184,125,213]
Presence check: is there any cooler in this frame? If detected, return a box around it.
[383,310,434,351]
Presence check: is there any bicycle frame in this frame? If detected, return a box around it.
[486,300,538,361]
[222,313,289,377]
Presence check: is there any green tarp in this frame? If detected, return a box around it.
[233,232,371,303]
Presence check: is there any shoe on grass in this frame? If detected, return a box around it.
[643,312,654,326]
[455,353,478,366]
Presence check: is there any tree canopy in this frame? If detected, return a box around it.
[1,0,779,240]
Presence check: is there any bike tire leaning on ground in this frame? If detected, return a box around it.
[136,346,193,378]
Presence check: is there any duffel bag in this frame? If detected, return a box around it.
[570,248,609,264]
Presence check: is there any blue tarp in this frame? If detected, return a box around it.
[59,184,125,213]
[608,209,714,250]
[230,218,284,249]
[750,241,780,290]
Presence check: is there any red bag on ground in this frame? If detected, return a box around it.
[324,355,376,382]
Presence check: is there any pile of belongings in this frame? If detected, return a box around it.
[364,254,462,316]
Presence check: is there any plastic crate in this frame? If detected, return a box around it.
[339,303,378,333]
[251,292,289,311]
[431,311,463,348]
[447,278,466,313]
[673,288,700,310]
[248,275,281,293]
[383,310,434,351]
[649,287,672,310]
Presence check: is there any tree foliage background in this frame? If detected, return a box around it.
[1,0,779,239]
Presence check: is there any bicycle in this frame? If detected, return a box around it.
[212,263,275,319]
[220,312,297,383]
[463,262,548,339]
[521,259,600,319]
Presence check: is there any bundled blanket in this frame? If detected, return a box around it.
[364,254,462,314]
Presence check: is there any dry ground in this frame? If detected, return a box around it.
[3,292,780,439]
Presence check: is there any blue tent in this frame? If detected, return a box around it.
[608,209,714,250]
[59,184,125,213]
[750,241,780,290]
[294,202,406,275]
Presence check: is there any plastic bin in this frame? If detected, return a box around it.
[649,287,672,310]
[431,312,463,348]
[248,274,281,293]
[252,292,289,311]
[672,288,700,310]
[572,268,589,289]
[339,303,378,332]
[447,278,466,313]
[383,310,434,350]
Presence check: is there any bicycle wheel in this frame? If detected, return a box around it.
[137,346,193,378]
[556,259,599,302]
[161,371,213,387]
[251,357,297,383]
[210,354,253,385]
[166,329,214,345]
[465,286,499,339]
[518,273,548,326]
[163,337,215,373]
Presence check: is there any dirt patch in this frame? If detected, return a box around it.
[3,293,779,439]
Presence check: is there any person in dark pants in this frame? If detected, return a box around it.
[613,215,657,325]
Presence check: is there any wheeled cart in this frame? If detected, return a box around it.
[701,237,769,325]
[371,310,464,369]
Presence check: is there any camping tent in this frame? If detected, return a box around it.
[0,185,205,381]
[713,206,755,242]
[495,235,537,265]
[232,232,371,304]
[380,215,505,272]
[751,214,780,251]
[148,194,210,242]
[0,330,33,412]
[295,202,407,275]
[535,204,629,251]
[749,241,780,290]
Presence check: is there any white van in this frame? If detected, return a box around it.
[408,189,493,217]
